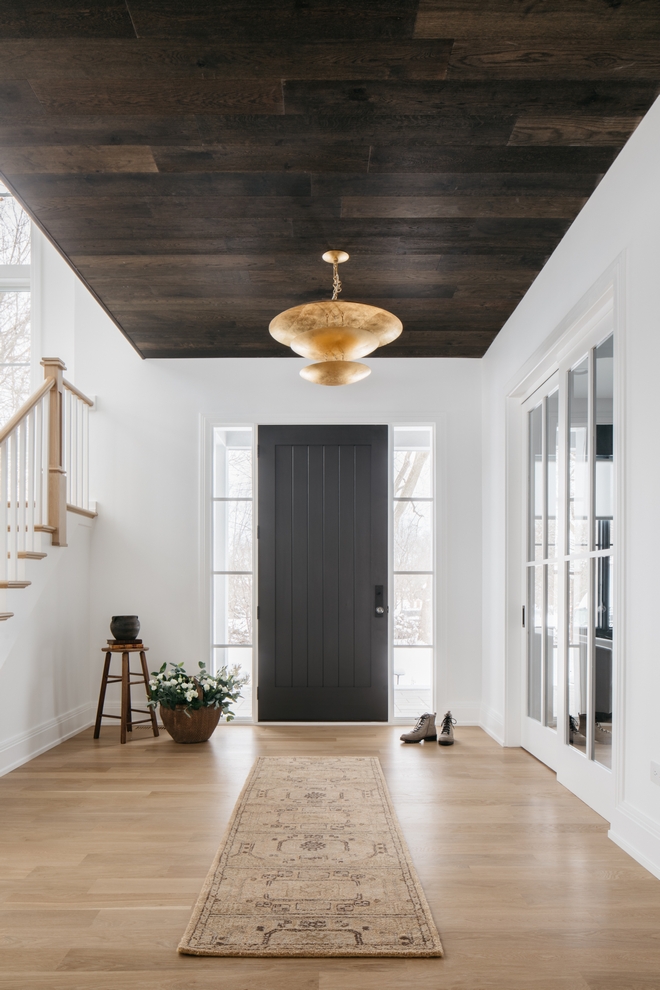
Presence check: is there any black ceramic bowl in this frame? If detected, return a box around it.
[110,615,140,642]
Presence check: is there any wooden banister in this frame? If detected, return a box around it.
[62,378,94,407]
[0,377,54,447]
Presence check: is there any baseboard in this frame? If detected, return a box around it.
[450,704,481,726]
[479,703,505,746]
[0,702,95,777]
[609,801,660,882]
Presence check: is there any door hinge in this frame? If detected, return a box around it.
[522,605,526,628]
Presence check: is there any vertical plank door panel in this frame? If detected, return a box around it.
[258,425,388,721]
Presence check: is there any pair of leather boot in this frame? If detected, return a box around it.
[400,710,456,745]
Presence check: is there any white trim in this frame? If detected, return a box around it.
[480,703,505,745]
[0,702,94,778]
[202,419,256,721]
[391,422,436,723]
[610,801,660,882]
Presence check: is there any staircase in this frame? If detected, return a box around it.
[0,357,95,620]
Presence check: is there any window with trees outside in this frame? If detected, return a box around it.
[212,426,254,719]
[393,426,434,718]
[0,183,31,426]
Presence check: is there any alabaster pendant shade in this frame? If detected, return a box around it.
[268,251,402,385]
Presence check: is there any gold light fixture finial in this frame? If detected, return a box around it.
[269,251,402,386]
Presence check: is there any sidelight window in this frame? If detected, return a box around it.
[212,426,254,719]
[392,426,434,719]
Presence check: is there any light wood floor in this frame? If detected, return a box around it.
[1,724,660,990]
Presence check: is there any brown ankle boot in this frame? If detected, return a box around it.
[400,713,437,743]
[438,711,456,745]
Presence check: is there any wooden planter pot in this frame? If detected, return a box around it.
[159,705,222,743]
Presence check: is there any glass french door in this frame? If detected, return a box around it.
[524,373,560,766]
[522,324,614,815]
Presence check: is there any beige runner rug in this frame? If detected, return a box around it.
[179,756,443,957]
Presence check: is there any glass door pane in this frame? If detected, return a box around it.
[568,357,589,554]
[528,565,543,722]
[594,555,613,768]
[595,335,614,550]
[546,390,559,558]
[568,558,589,754]
[528,404,543,562]
[545,563,558,728]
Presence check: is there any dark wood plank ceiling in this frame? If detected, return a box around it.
[0,1,659,358]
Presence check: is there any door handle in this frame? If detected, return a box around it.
[375,585,385,617]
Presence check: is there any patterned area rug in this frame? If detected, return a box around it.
[179,756,443,957]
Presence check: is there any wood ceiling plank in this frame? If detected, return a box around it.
[0,1,136,39]
[0,145,158,174]
[10,172,313,197]
[0,40,452,81]
[313,171,603,196]
[341,195,588,218]
[0,116,204,146]
[151,144,372,173]
[415,1,660,41]
[28,79,285,116]
[195,112,519,145]
[448,42,660,81]
[283,79,660,116]
[59,238,553,262]
[508,115,643,147]
[125,1,421,42]
[76,252,539,279]
[368,145,619,173]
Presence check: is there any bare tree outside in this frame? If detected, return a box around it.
[0,187,31,427]
[0,190,31,265]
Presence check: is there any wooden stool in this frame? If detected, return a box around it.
[94,641,159,744]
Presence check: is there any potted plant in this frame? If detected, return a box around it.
[147,661,247,743]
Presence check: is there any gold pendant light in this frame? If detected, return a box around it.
[269,250,403,385]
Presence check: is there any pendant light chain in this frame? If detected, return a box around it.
[331,261,342,301]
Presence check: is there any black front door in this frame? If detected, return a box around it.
[257,425,388,721]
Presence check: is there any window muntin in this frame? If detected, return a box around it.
[211,427,254,719]
[392,426,434,719]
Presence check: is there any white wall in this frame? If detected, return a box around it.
[481,95,660,875]
[0,514,94,775]
[0,228,483,769]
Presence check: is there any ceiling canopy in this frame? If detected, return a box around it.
[0,1,659,358]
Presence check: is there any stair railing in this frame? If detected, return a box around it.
[63,376,94,516]
[0,358,94,619]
